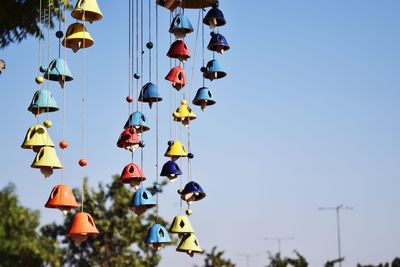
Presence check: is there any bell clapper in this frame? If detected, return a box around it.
[40,167,53,178]
[61,209,69,216]
[201,101,207,112]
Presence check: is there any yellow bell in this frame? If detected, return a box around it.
[173,100,196,127]
[164,140,188,159]
[21,125,54,152]
[169,215,195,237]
[71,0,103,23]
[31,146,63,178]
[176,233,203,257]
[62,23,94,53]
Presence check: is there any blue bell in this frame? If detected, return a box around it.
[203,5,226,29]
[192,87,216,111]
[130,188,156,216]
[180,181,206,205]
[202,59,227,81]
[160,160,182,182]
[145,224,172,250]
[138,82,162,109]
[42,58,73,88]
[28,89,59,116]
[124,111,150,133]
[207,32,230,54]
[169,14,194,39]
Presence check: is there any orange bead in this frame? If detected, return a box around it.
[59,141,69,149]
[79,159,88,167]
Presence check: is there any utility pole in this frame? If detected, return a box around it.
[237,253,258,267]
[319,205,353,267]
[264,236,294,254]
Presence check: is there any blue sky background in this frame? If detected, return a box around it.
[1,0,400,266]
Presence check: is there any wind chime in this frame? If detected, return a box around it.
[22,0,103,247]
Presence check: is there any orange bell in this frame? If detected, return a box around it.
[119,162,146,188]
[167,40,191,62]
[165,66,186,90]
[67,212,99,246]
[45,184,78,215]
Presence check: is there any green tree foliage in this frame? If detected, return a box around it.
[0,0,72,49]
[41,175,172,267]
[357,258,400,267]
[324,257,344,267]
[266,251,308,267]
[0,183,61,267]
[195,246,236,267]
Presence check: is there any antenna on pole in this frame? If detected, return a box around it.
[264,236,294,254]
[318,204,354,267]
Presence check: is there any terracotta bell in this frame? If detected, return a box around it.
[192,87,216,111]
[203,4,226,29]
[145,224,172,250]
[164,140,188,160]
[45,184,78,215]
[130,188,156,216]
[176,233,203,257]
[62,22,94,53]
[169,215,194,237]
[116,127,140,152]
[21,124,54,152]
[41,58,73,88]
[165,66,186,90]
[119,162,146,188]
[28,89,59,116]
[67,212,99,246]
[202,59,227,81]
[167,40,191,63]
[180,181,206,205]
[207,32,230,54]
[173,100,197,127]
[71,0,103,23]
[169,14,193,39]
[160,160,182,182]
[138,82,162,109]
[31,146,63,178]
[124,111,150,133]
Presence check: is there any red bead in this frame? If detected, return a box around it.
[59,141,69,149]
[126,96,133,103]
[79,159,88,167]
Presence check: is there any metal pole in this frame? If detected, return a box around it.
[264,237,294,255]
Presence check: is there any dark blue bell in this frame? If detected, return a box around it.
[170,14,194,39]
[180,181,206,205]
[28,89,59,116]
[138,82,162,109]
[207,32,230,54]
[145,224,171,250]
[202,59,227,81]
[124,111,150,133]
[203,5,226,29]
[42,58,73,88]
[160,160,182,181]
[192,87,216,111]
[130,188,156,216]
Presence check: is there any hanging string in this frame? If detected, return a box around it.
[202,8,206,87]
[188,8,202,102]
[128,0,132,115]
[169,11,173,140]
[155,0,160,222]
[61,2,66,185]
[139,0,144,180]
[46,0,51,119]
[148,0,152,82]
[135,0,139,111]
[80,15,87,212]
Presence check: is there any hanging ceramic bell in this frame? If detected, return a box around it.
[164,140,188,160]
[160,160,182,182]
[71,0,103,23]
[119,162,146,188]
[21,124,54,152]
[145,224,172,250]
[156,0,180,11]
[173,100,197,127]
[180,181,206,205]
[176,233,203,257]
[42,58,73,88]
[27,89,59,116]
[192,87,216,111]
[130,188,156,216]
[167,40,191,63]
[203,4,226,29]
[67,212,99,246]
[182,0,217,9]
[124,111,150,133]
[165,66,186,90]
[138,83,162,109]
[116,127,140,152]
[45,184,78,215]
[62,22,94,53]
[31,146,63,178]
[207,32,230,54]
[169,215,194,237]
[169,14,193,39]
[202,59,227,81]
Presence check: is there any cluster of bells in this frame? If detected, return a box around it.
[21,0,104,247]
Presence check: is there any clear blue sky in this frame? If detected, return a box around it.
[1,0,400,266]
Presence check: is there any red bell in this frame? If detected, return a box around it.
[167,40,191,62]
[45,184,78,215]
[117,127,140,152]
[67,212,99,246]
[165,66,187,90]
[119,162,146,188]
